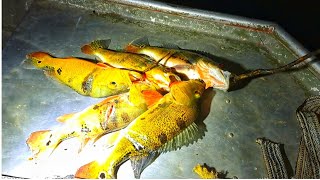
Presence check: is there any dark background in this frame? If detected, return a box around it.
[154,0,320,52]
[3,0,320,51]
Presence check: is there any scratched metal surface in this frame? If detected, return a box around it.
[2,0,320,178]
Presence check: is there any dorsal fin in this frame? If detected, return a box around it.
[142,90,163,108]
[130,36,150,47]
[162,43,180,49]
[158,122,205,153]
[81,39,111,54]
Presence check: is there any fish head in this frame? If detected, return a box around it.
[145,66,181,91]
[196,60,231,91]
[24,52,53,69]
[169,79,206,106]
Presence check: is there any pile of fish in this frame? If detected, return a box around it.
[23,37,319,179]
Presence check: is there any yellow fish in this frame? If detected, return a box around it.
[81,39,157,72]
[26,81,163,159]
[124,37,231,90]
[75,79,206,179]
[24,52,143,97]
[81,40,181,91]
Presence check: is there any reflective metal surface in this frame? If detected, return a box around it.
[2,0,320,178]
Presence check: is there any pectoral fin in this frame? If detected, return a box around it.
[130,151,160,179]
[159,122,205,153]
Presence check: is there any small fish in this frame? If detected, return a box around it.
[81,39,181,91]
[125,37,231,90]
[75,79,206,179]
[81,39,157,72]
[24,52,143,97]
[26,81,163,159]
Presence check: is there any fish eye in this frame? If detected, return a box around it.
[99,172,106,179]
[37,61,42,64]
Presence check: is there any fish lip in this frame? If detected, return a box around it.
[215,70,231,91]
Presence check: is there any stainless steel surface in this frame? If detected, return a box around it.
[2,0,320,178]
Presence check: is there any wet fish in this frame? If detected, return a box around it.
[81,39,157,72]
[75,79,206,179]
[24,52,143,97]
[81,39,181,91]
[26,81,163,159]
[125,37,231,90]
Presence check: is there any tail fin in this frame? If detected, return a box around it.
[124,36,150,53]
[26,130,56,158]
[81,39,111,55]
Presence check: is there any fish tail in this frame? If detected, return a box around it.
[81,39,111,55]
[26,130,57,158]
[124,36,150,53]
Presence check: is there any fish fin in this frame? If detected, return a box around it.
[142,90,163,108]
[130,151,160,179]
[159,122,205,153]
[128,71,143,82]
[56,113,76,123]
[162,43,180,49]
[78,137,91,153]
[125,36,150,52]
[81,39,111,55]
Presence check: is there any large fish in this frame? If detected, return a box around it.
[75,79,206,179]
[24,52,143,97]
[81,40,181,91]
[124,37,231,90]
[125,37,320,91]
[81,39,157,72]
[26,81,163,159]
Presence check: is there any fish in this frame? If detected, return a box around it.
[124,37,231,90]
[26,81,163,159]
[75,79,206,179]
[81,39,157,72]
[24,52,143,98]
[125,37,320,91]
[81,39,181,91]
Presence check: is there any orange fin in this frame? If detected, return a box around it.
[142,90,163,108]
[56,113,76,123]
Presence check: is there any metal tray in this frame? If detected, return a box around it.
[2,0,320,178]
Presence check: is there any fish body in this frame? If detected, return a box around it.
[81,39,157,72]
[125,37,231,90]
[25,52,143,97]
[75,79,206,179]
[26,82,161,159]
[81,40,181,91]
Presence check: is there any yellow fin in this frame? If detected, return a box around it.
[56,113,76,123]
[142,90,163,108]
[159,122,205,153]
